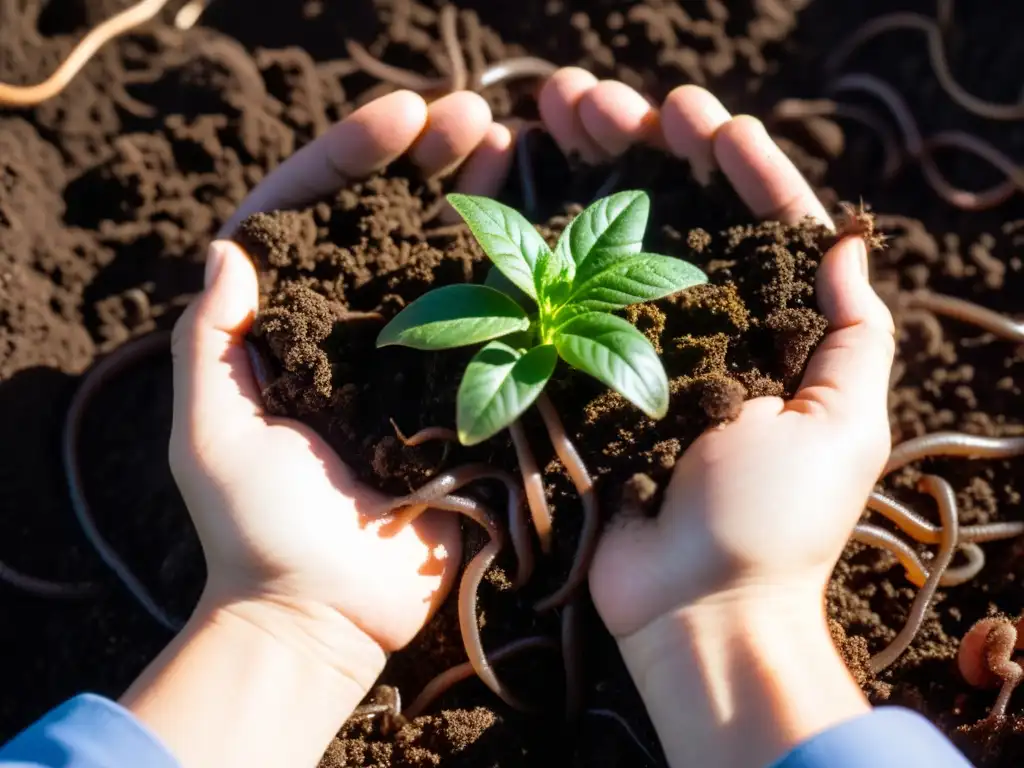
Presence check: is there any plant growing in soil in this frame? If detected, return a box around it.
[377,189,708,443]
[375,189,706,613]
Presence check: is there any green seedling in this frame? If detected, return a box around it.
[377,190,707,446]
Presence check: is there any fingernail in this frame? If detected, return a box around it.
[204,240,230,288]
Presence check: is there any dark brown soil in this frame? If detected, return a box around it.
[3,1,1024,766]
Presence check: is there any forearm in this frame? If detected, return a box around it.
[620,587,869,768]
[121,594,386,768]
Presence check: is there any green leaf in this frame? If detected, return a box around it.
[447,193,556,301]
[484,266,534,310]
[554,191,650,282]
[553,312,669,419]
[457,342,557,445]
[565,253,708,311]
[376,284,530,350]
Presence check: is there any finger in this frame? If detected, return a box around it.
[789,235,895,427]
[170,240,262,455]
[220,91,429,236]
[410,91,493,179]
[440,122,516,224]
[578,80,660,157]
[660,85,731,185]
[713,115,832,226]
[538,67,605,164]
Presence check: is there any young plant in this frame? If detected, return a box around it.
[376,189,707,446]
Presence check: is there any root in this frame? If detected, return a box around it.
[826,9,1024,121]
[905,291,1024,344]
[868,475,959,673]
[0,0,172,107]
[827,73,1024,211]
[62,331,184,633]
[403,635,558,720]
[533,394,600,612]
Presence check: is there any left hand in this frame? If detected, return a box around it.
[169,89,512,680]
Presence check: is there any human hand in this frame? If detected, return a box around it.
[168,89,516,685]
[585,84,895,640]
[543,75,895,767]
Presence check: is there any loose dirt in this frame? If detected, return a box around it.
[3,1,1024,765]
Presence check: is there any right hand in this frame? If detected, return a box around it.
[549,74,895,767]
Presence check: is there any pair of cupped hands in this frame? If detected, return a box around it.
[169,69,895,698]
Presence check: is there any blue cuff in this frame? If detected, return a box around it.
[770,706,973,768]
[0,694,179,768]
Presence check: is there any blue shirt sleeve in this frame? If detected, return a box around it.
[770,706,974,768]
[0,694,179,768]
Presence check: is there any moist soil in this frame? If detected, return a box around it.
[3,1,1024,766]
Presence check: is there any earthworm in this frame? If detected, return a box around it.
[868,491,1024,546]
[770,98,902,178]
[0,560,96,599]
[346,6,557,98]
[388,419,459,470]
[885,432,1024,476]
[382,463,532,588]
[379,494,529,709]
[62,330,184,633]
[827,73,1024,210]
[0,0,172,107]
[825,10,1024,121]
[439,5,468,93]
[509,420,554,555]
[904,291,1024,343]
[985,622,1023,718]
[345,41,443,93]
[585,708,661,767]
[173,0,215,30]
[403,635,559,720]
[533,394,600,612]
[852,523,984,588]
[869,475,959,673]
[475,58,559,90]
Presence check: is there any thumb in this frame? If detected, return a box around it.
[171,240,263,455]
[790,235,895,428]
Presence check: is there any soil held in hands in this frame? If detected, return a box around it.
[236,142,839,764]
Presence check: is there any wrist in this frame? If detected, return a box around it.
[620,585,868,768]
[121,590,387,767]
[194,588,388,695]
